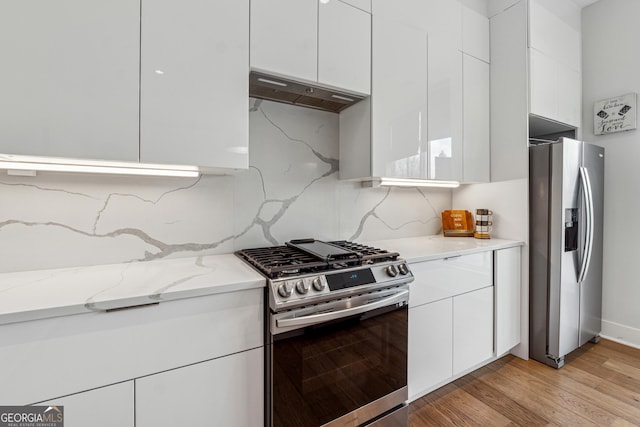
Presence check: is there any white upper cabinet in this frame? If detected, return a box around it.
[250,0,371,95]
[462,6,490,62]
[556,64,581,127]
[425,0,462,180]
[250,0,317,82]
[529,48,557,120]
[491,0,580,181]
[1,0,249,171]
[140,0,249,169]
[340,0,490,183]
[428,46,463,181]
[340,1,427,180]
[529,48,581,127]
[0,0,140,161]
[490,0,529,182]
[372,0,430,32]
[528,0,580,71]
[527,0,581,127]
[370,13,429,179]
[341,0,371,12]
[463,54,490,183]
[318,0,371,95]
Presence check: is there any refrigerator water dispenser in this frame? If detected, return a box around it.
[564,208,578,252]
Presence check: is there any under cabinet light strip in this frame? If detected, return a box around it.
[257,77,288,87]
[0,161,200,178]
[377,178,460,188]
[331,94,355,102]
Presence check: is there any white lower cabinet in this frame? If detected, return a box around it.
[408,247,521,400]
[136,347,263,427]
[1,289,264,425]
[453,286,494,374]
[495,247,522,355]
[39,382,134,427]
[409,287,493,398]
[408,298,453,398]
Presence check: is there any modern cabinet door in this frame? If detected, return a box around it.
[556,63,581,127]
[528,0,581,128]
[528,0,581,72]
[140,0,249,169]
[462,6,490,63]
[39,382,134,427]
[453,286,494,375]
[495,247,521,355]
[408,252,493,308]
[318,0,371,95]
[370,14,428,179]
[342,0,371,12]
[136,348,263,427]
[250,0,317,82]
[0,0,139,161]
[428,49,463,182]
[490,0,529,182]
[427,18,463,181]
[529,48,558,122]
[408,298,453,399]
[373,0,448,35]
[463,55,490,183]
[529,48,581,128]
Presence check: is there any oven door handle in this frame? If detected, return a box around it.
[276,289,409,329]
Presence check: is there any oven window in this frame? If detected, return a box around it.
[271,305,408,426]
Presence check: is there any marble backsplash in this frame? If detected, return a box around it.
[0,99,450,273]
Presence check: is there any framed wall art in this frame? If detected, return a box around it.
[594,93,637,135]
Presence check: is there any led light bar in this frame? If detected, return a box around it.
[0,155,200,178]
[375,177,460,188]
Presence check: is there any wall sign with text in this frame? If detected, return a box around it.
[594,93,637,135]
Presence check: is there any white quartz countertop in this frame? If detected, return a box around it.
[0,235,523,326]
[367,235,524,264]
[0,254,265,326]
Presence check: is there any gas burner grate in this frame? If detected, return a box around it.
[328,241,399,263]
[235,240,400,279]
[235,246,327,277]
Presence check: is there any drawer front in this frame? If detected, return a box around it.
[38,381,134,427]
[136,348,263,427]
[409,252,493,307]
[0,288,263,404]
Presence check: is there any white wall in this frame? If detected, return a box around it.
[583,0,640,348]
[0,99,450,274]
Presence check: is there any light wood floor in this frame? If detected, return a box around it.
[409,339,640,426]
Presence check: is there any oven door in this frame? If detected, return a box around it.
[267,288,408,427]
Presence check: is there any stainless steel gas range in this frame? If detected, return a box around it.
[236,239,414,427]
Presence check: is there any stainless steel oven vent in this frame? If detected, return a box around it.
[249,71,365,113]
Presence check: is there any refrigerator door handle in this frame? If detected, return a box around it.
[578,166,595,284]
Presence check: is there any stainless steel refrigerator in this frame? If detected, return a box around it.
[529,138,604,368]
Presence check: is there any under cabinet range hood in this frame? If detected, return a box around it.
[249,71,365,113]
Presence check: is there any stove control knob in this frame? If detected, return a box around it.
[386,265,398,277]
[278,282,293,298]
[295,280,310,295]
[312,277,326,292]
[398,263,409,276]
